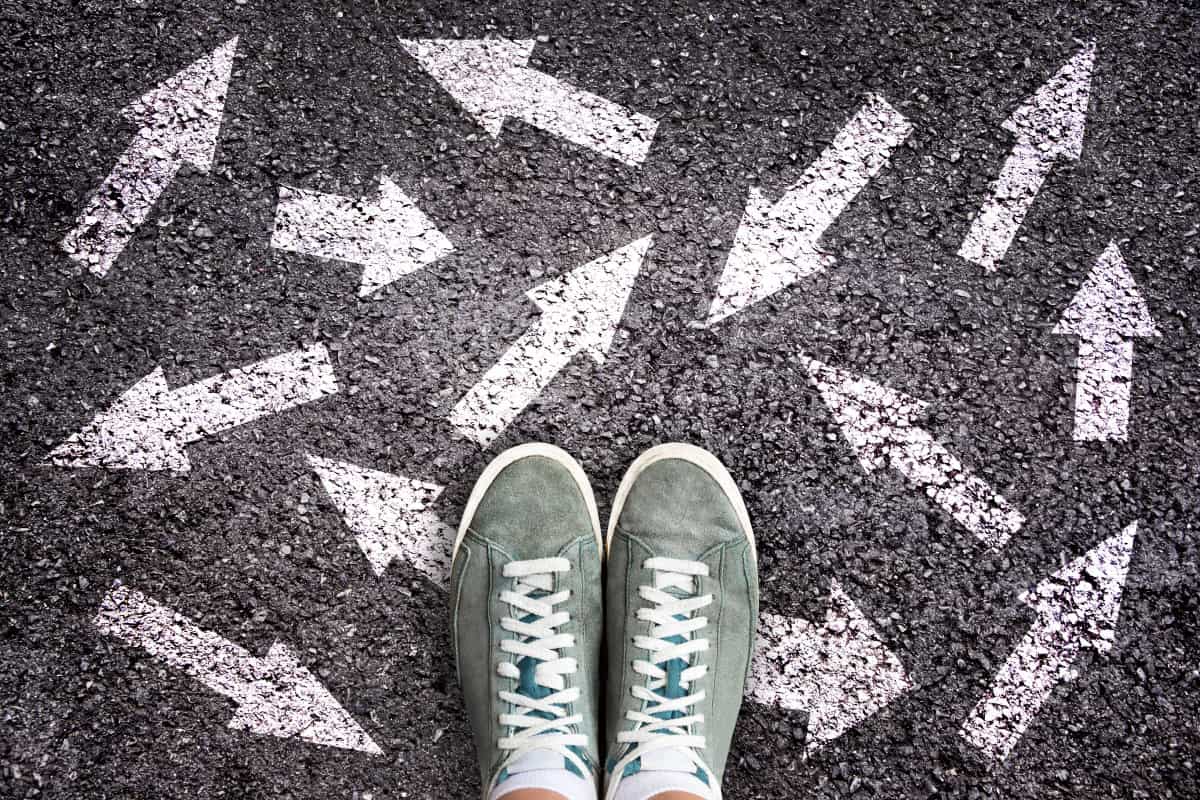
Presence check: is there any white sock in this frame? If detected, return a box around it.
[490,749,597,800]
[609,747,711,800]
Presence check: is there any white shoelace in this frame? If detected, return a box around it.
[608,557,717,800]
[495,557,589,786]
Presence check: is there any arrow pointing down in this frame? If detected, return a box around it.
[95,585,381,754]
[1053,242,1159,442]
[400,38,659,166]
[450,236,651,447]
[62,37,238,277]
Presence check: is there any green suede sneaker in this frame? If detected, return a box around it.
[451,443,604,800]
[603,444,758,800]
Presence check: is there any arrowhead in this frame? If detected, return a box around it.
[1003,42,1095,160]
[358,174,454,297]
[801,356,928,472]
[123,37,238,169]
[751,580,912,756]
[48,367,191,472]
[525,235,652,363]
[705,187,832,325]
[1053,242,1159,340]
[226,642,382,755]
[1022,522,1137,653]
[400,38,535,137]
[307,455,453,580]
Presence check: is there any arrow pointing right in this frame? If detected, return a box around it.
[62,37,239,277]
[95,585,381,754]
[960,522,1138,763]
[449,235,652,447]
[271,174,453,297]
[803,356,1025,550]
[1053,242,1159,442]
[958,43,1096,270]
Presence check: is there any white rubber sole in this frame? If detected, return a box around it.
[452,442,603,561]
[605,442,756,562]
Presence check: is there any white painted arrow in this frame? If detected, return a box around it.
[400,38,658,166]
[49,344,338,473]
[271,174,453,297]
[307,455,454,580]
[706,94,913,325]
[803,356,1025,549]
[750,579,912,756]
[61,38,238,277]
[958,43,1096,270]
[1053,242,1159,442]
[960,522,1137,762]
[94,585,381,754]
[450,236,651,447]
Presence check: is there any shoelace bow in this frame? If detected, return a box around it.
[608,556,717,800]
[496,557,589,782]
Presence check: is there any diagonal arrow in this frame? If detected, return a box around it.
[49,344,338,473]
[61,37,239,277]
[1052,242,1159,442]
[705,94,913,325]
[449,235,652,447]
[307,455,454,580]
[95,585,381,754]
[960,522,1137,762]
[802,356,1025,549]
[400,38,659,166]
[750,579,912,756]
[958,43,1096,270]
[270,173,453,297]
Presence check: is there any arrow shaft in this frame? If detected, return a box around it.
[271,187,381,265]
[1071,337,1135,441]
[450,320,577,447]
[958,139,1055,270]
[509,66,658,166]
[61,126,184,277]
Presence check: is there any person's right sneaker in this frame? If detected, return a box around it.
[603,443,758,800]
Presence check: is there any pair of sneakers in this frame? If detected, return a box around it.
[450,443,759,800]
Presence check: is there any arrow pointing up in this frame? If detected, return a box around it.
[958,43,1096,270]
[961,522,1138,762]
[750,580,912,755]
[270,174,453,297]
[705,94,913,325]
[450,236,652,447]
[1053,242,1159,441]
[62,37,238,277]
[49,344,338,473]
[803,356,1025,549]
[95,585,381,754]
[307,455,454,580]
[400,38,659,166]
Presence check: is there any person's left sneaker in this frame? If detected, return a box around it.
[451,443,604,800]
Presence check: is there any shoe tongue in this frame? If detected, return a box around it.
[506,748,566,773]
[639,746,694,772]
[612,752,710,800]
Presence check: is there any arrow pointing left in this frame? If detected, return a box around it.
[450,235,652,447]
[61,38,238,277]
[95,585,382,754]
[49,343,338,473]
[750,579,912,755]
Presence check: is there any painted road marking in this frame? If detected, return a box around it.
[750,579,912,756]
[61,38,238,277]
[1053,242,1159,442]
[960,522,1137,762]
[307,455,453,580]
[958,43,1096,270]
[705,93,912,325]
[271,173,453,297]
[50,344,338,473]
[95,585,382,754]
[802,356,1025,549]
[400,38,659,166]
[450,235,652,447]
